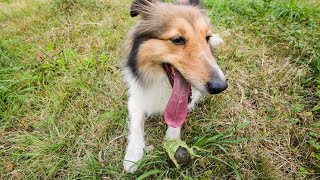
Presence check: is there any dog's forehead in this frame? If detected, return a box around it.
[156,4,210,29]
[136,4,211,39]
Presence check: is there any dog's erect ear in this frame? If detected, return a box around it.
[177,0,201,6]
[208,34,224,53]
[130,0,160,17]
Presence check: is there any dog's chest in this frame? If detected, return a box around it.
[128,75,202,116]
[140,77,173,115]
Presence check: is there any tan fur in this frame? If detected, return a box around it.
[124,3,219,89]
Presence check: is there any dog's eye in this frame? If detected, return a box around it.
[171,37,185,45]
[206,35,211,43]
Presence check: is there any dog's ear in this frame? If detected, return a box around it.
[208,34,224,53]
[177,0,201,6]
[130,0,160,17]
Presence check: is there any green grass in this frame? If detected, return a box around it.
[1,0,319,179]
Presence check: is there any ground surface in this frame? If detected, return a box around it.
[0,0,319,179]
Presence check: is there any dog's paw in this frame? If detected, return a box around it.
[123,144,144,173]
[123,160,139,173]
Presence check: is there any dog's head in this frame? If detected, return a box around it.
[126,0,227,94]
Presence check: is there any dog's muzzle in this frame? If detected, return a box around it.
[206,80,228,94]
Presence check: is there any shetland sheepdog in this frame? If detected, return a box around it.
[122,0,228,173]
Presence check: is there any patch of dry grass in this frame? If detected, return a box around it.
[1,0,319,179]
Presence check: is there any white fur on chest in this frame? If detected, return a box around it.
[125,71,202,116]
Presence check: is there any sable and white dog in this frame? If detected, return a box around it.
[122,0,228,173]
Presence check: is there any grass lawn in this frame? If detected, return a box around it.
[0,0,319,179]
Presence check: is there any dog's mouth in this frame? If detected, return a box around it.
[162,63,192,128]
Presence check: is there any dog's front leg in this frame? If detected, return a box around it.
[123,97,146,173]
[166,126,181,139]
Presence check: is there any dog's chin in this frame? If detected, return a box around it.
[193,85,208,94]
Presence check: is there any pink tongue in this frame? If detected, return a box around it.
[164,68,191,128]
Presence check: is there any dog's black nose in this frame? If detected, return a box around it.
[206,80,228,94]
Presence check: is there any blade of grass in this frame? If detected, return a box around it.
[217,137,266,144]
[208,155,241,180]
[136,169,161,180]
